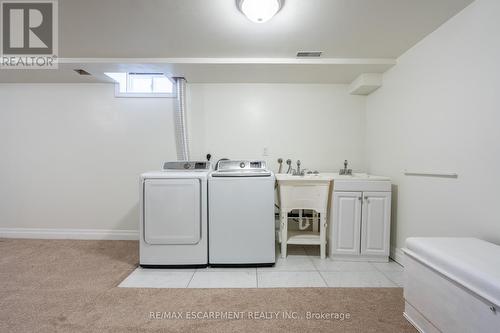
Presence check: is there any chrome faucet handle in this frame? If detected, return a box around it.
[277,158,283,173]
[286,159,292,174]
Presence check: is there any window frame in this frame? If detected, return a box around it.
[109,72,177,98]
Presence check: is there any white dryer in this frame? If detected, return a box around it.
[140,161,210,267]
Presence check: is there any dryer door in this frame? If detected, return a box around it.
[144,178,201,245]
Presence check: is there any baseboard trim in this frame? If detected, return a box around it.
[0,228,139,240]
[390,246,405,266]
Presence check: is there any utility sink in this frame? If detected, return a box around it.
[322,172,391,181]
[275,172,390,181]
[275,172,391,192]
[275,173,334,182]
[327,173,392,191]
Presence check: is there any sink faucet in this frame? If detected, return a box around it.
[293,160,307,176]
[339,160,352,175]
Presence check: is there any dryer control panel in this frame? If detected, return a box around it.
[163,161,211,171]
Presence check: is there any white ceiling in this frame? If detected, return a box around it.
[59,0,473,58]
[0,0,474,83]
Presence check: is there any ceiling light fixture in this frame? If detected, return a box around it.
[238,0,282,23]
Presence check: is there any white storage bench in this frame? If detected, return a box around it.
[403,238,500,333]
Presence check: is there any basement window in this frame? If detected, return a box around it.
[104,72,176,97]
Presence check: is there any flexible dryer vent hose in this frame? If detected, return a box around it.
[174,77,190,161]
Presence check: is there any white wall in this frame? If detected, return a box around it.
[0,83,366,236]
[0,84,177,235]
[365,0,500,250]
[188,84,366,173]
[4,0,498,247]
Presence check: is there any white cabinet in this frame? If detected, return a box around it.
[331,192,362,256]
[330,180,391,262]
[361,192,391,256]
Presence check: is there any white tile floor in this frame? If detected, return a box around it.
[119,245,404,289]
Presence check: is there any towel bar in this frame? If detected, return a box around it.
[403,170,458,178]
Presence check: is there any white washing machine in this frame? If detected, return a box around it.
[140,161,210,267]
[209,160,275,266]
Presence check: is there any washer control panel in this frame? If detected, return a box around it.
[217,160,266,171]
[212,160,271,177]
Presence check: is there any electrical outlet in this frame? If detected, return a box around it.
[263,147,269,156]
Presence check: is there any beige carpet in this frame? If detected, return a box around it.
[0,239,416,333]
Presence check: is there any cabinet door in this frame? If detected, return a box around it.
[361,191,391,256]
[331,191,362,256]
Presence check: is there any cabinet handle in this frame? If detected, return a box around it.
[358,197,362,201]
